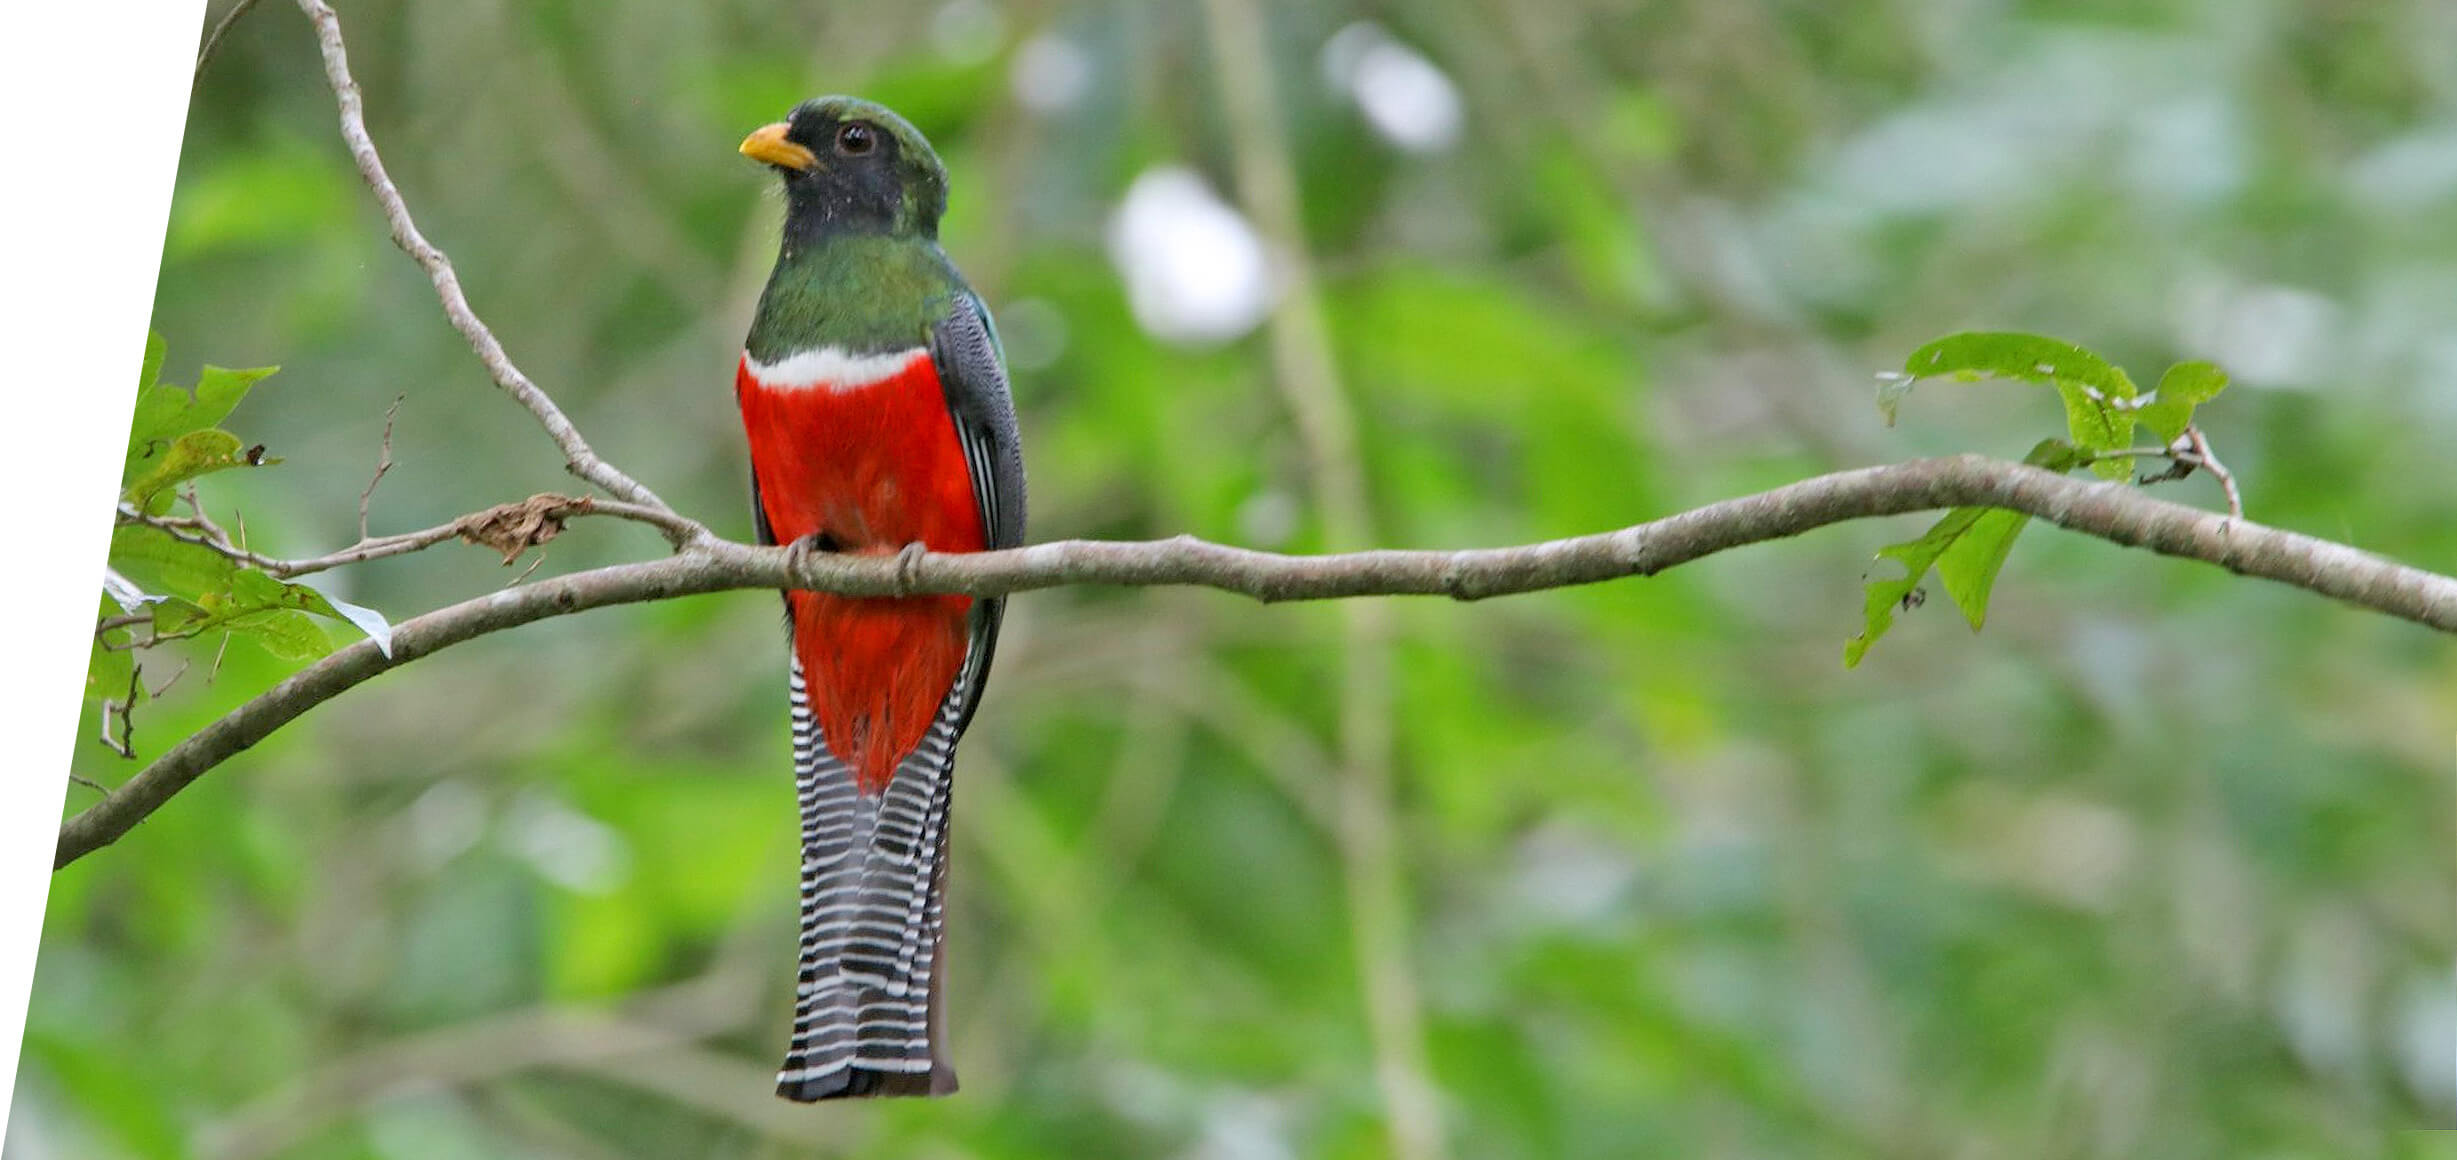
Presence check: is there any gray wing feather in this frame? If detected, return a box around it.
[930,291,1026,733]
[932,291,1026,553]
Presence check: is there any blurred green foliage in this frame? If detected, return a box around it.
[19,0,2457,1157]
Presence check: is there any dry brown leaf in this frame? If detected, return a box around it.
[455,493,592,564]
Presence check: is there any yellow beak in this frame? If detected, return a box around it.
[739,123,818,171]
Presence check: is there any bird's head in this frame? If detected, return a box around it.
[740,96,948,240]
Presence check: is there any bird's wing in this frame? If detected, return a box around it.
[929,289,1027,734]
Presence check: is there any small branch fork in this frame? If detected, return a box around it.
[2084,426,2244,519]
[2186,427,2244,519]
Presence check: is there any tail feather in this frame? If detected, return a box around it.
[777,656,965,1101]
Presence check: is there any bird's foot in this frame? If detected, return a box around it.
[783,531,844,587]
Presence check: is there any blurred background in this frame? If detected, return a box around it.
[17,0,2457,1156]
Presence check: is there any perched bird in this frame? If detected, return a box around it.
[735,97,1025,1100]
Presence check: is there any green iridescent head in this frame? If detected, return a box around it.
[740,96,948,239]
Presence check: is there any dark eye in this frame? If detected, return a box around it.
[836,122,876,156]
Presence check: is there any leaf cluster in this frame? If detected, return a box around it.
[1849,332,2230,666]
[88,335,390,757]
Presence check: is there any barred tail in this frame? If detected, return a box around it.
[776,657,964,1101]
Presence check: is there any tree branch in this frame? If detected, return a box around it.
[117,494,695,579]
[293,0,693,531]
[193,0,264,83]
[55,454,2457,868]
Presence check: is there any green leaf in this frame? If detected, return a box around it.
[109,524,238,598]
[2050,383,2137,480]
[1934,509,2030,630]
[107,524,380,655]
[121,429,280,515]
[1846,508,1985,668]
[2018,437,2086,475]
[234,610,334,661]
[150,589,332,659]
[138,560,358,664]
[121,355,277,485]
[1847,439,2083,662]
[88,596,136,703]
[138,331,165,394]
[149,595,218,639]
[122,388,191,481]
[2137,360,2230,445]
[1903,332,2135,400]
[1900,332,2139,478]
[150,598,331,661]
[193,365,277,432]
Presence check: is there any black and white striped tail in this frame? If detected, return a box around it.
[776,655,968,1100]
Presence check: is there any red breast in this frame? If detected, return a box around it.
[737,349,987,793]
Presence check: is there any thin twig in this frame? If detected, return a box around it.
[502,553,548,588]
[292,0,696,538]
[116,506,286,572]
[68,775,111,796]
[272,525,461,577]
[2085,443,2202,486]
[148,660,194,700]
[2187,425,2244,519]
[117,493,694,580]
[359,393,404,540]
[2077,429,2251,499]
[184,483,232,544]
[193,0,265,83]
[97,665,141,759]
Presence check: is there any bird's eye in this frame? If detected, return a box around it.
[836,123,877,156]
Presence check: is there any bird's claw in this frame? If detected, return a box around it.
[785,532,842,588]
[894,541,928,597]
[782,536,812,586]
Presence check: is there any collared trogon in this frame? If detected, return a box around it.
[735,97,1025,1101]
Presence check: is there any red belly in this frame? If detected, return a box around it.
[736,351,985,793]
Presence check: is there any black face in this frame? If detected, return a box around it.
[775,103,928,238]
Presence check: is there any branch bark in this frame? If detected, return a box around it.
[56,454,2457,868]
